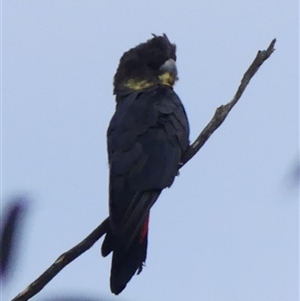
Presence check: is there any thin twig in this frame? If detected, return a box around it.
[181,38,276,165]
[11,219,109,301]
[11,38,276,301]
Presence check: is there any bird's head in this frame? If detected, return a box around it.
[113,34,178,95]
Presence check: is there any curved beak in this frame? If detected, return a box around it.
[159,59,177,77]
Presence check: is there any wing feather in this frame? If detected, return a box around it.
[107,85,189,246]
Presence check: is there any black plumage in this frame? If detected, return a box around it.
[101,34,190,294]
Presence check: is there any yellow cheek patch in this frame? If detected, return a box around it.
[124,79,154,90]
[158,72,175,87]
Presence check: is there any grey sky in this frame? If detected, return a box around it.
[2,1,299,301]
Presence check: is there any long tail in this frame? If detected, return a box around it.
[101,190,161,294]
[109,215,149,294]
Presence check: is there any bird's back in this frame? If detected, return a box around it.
[102,85,189,293]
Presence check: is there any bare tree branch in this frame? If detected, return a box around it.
[11,38,276,301]
[11,219,109,301]
[181,38,276,165]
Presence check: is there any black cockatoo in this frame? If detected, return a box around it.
[101,34,190,294]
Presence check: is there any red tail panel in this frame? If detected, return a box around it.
[139,215,149,243]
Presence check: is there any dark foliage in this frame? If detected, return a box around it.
[1,197,28,281]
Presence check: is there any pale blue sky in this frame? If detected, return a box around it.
[2,1,299,301]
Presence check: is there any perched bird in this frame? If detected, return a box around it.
[101,34,190,294]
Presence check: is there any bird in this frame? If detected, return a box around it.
[101,34,190,294]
